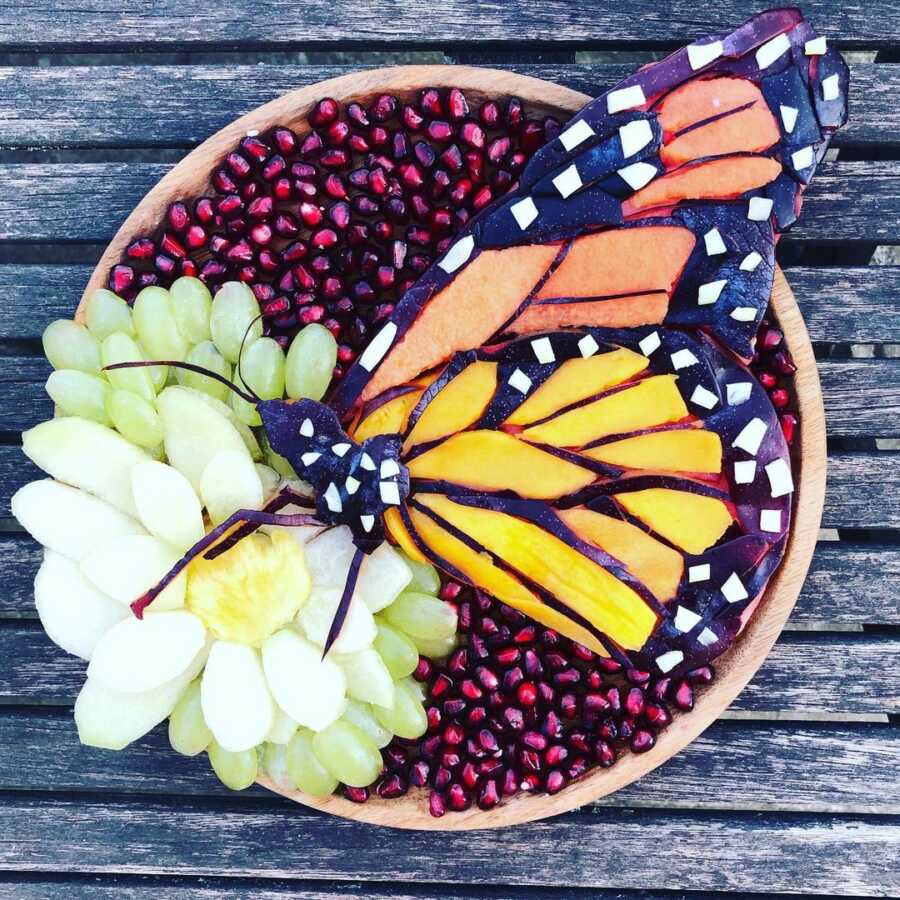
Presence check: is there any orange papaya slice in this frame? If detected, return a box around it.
[585,428,722,474]
[661,105,781,167]
[656,76,764,133]
[512,293,670,334]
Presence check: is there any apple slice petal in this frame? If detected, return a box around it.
[87,610,207,693]
[302,525,356,587]
[131,461,204,552]
[34,549,128,660]
[355,542,413,613]
[297,585,376,654]
[199,448,264,525]
[265,706,300,744]
[261,628,346,731]
[336,647,395,708]
[12,479,145,561]
[201,640,275,752]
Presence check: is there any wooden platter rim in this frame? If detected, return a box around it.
[75,66,827,831]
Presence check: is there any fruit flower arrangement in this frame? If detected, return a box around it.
[13,7,846,821]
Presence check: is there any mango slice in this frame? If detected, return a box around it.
[353,389,423,441]
[415,494,658,650]
[585,428,722,474]
[408,431,596,499]
[558,507,683,602]
[616,487,732,554]
[405,361,497,450]
[506,348,649,427]
[384,507,428,563]
[521,374,688,447]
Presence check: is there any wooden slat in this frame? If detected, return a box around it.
[0,62,894,149]
[0,709,895,814]
[0,2,894,48]
[0,161,898,245]
[0,796,896,896]
[1,626,895,715]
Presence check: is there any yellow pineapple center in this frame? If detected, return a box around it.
[185,529,311,646]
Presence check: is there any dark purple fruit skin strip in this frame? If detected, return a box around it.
[330,8,849,418]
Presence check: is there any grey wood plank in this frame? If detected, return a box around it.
[3,264,899,345]
[0,797,895,896]
[0,161,897,244]
[0,62,893,149]
[0,2,892,48]
[0,709,895,814]
[1,625,894,715]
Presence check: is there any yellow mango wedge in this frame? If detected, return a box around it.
[585,428,722,474]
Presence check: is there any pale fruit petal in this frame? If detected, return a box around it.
[356,543,413,613]
[201,640,275,752]
[265,706,300,744]
[12,479,144,561]
[81,534,186,611]
[297,585,376,654]
[255,464,281,499]
[199,449,264,525]
[75,645,207,750]
[131,461,204,552]
[302,526,356,586]
[87,610,206,693]
[22,417,151,517]
[34,549,128,660]
[182,387,262,461]
[261,628,346,731]
[335,647,394,708]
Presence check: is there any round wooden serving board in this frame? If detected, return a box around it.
[76,66,827,831]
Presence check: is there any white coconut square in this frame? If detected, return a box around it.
[607,84,646,114]
[748,196,774,221]
[688,564,710,583]
[510,196,539,230]
[792,146,815,171]
[559,118,595,151]
[690,384,718,410]
[697,627,718,647]
[756,33,790,69]
[508,368,532,394]
[359,321,398,371]
[552,164,583,199]
[698,279,727,306]
[618,161,657,190]
[687,40,724,70]
[345,476,360,496]
[765,457,794,497]
[360,453,376,471]
[671,348,699,370]
[732,417,768,456]
[805,36,827,55]
[301,451,321,467]
[674,605,702,633]
[360,514,375,532]
[822,73,840,101]
[731,307,758,322]
[734,460,757,484]
[638,331,661,356]
[740,251,764,272]
[704,227,727,256]
[324,482,342,513]
[379,481,401,506]
[721,571,749,604]
[578,334,600,358]
[300,417,314,437]
[760,509,782,533]
[438,235,475,273]
[655,650,684,673]
[331,442,351,457]
[531,336,555,364]
[619,119,654,157]
[726,382,753,405]
[380,458,400,478]
[780,104,799,133]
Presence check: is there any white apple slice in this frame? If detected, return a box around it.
[199,449,264,525]
[201,640,275,752]
[22,417,151,517]
[265,705,300,744]
[356,542,413,613]
[261,628,346,731]
[81,534,186,611]
[75,645,207,750]
[255,464,280,499]
[297,584,376,654]
[335,647,394,708]
[11,479,145,561]
[131,461,204,552]
[302,526,356,586]
[157,386,250,493]
[34,549,128,660]
[180,386,262,461]
[87,609,206,693]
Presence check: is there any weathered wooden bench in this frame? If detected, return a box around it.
[0,3,897,896]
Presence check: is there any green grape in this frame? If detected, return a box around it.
[373,679,428,740]
[262,741,294,791]
[382,591,458,640]
[231,336,286,426]
[169,276,212,344]
[176,341,232,403]
[101,332,158,400]
[105,388,164,448]
[42,319,101,374]
[260,431,298,478]
[285,323,337,402]
[133,286,189,362]
[286,728,339,797]
[84,289,134,339]
[45,370,111,425]
[168,678,211,757]
[312,721,382,788]
[373,619,419,679]
[341,699,393,748]
[401,553,441,595]
[210,281,262,363]
[408,631,457,660]
[207,739,258,791]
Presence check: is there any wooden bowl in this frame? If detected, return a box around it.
[76,67,827,830]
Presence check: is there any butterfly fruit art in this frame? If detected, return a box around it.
[13,7,848,814]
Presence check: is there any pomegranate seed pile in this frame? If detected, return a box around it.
[751,316,799,448]
[108,89,558,378]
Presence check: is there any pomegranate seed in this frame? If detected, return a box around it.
[403,105,425,131]
[461,761,479,790]
[327,120,350,147]
[346,102,369,127]
[626,669,651,686]
[443,724,465,745]
[625,687,646,717]
[328,202,351,229]
[472,185,492,210]
[343,786,369,803]
[478,779,500,809]
[446,783,471,811]
[503,706,525,731]
[249,222,272,245]
[126,238,155,260]
[419,88,443,117]
[460,121,485,149]
[596,741,616,767]
[673,680,694,711]
[226,152,251,179]
[300,131,324,155]
[309,98,339,127]
[688,665,715,685]
[376,774,407,799]
[502,666,524,691]
[506,97,523,128]
[262,154,286,181]
[773,349,797,375]
[370,93,398,122]
[427,120,453,142]
[213,169,238,193]
[631,729,656,753]
[428,791,446,818]
[517,682,538,707]
[521,731,547,752]
[546,770,566,794]
[240,135,269,160]
[467,705,487,726]
[780,412,798,444]
[652,677,671,702]
[155,254,176,275]
[262,297,290,317]
[760,326,784,351]
[644,703,671,727]
[430,673,452,698]
[541,710,561,739]
[410,760,430,787]
[520,121,545,152]
[560,693,577,719]
[476,666,499,691]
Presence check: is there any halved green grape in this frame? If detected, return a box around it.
[101,332,157,400]
[341,699,393,749]
[46,370,111,425]
[373,678,428,740]
[401,553,441,595]
[285,323,337,401]
[381,591,458,640]
[133,286,189,362]
[210,281,263,363]
[169,276,212,344]
[231,337,286,426]
[408,631,457,660]
[312,720,382,788]
[42,320,101,374]
[168,678,211,757]
[84,289,134,340]
[208,739,258,790]
[176,341,232,403]
[106,389,165,448]
[286,728,339,797]
[373,619,419,680]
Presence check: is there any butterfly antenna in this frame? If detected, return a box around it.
[236,314,264,403]
[102,360,258,405]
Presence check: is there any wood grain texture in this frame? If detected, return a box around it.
[0,62,894,149]
[2,160,897,245]
[0,2,893,47]
[0,797,896,896]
